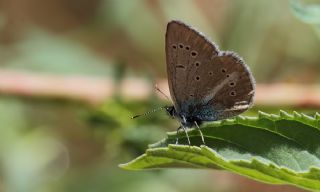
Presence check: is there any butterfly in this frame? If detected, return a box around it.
[163,20,255,145]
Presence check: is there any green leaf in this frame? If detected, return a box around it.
[0,28,113,77]
[291,0,320,38]
[120,111,320,191]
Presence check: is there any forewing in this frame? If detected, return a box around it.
[166,20,219,112]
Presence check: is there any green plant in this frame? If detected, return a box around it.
[121,111,320,191]
[291,0,320,38]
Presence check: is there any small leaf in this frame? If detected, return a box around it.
[290,0,320,38]
[291,0,320,24]
[120,111,320,191]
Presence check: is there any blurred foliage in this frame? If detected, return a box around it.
[291,0,320,38]
[0,29,114,76]
[0,0,319,82]
[0,0,319,191]
[88,97,172,156]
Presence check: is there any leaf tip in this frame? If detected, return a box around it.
[258,111,270,118]
[221,119,235,125]
[118,154,150,171]
[301,113,315,121]
[118,163,130,170]
[293,111,302,118]
[279,110,292,118]
[236,115,246,122]
[118,161,138,171]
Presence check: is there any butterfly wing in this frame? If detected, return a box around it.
[165,20,255,121]
[166,20,219,112]
[196,52,255,120]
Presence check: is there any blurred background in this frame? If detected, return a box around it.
[0,0,319,191]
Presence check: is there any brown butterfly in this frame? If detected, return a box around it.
[133,20,255,145]
[164,20,255,145]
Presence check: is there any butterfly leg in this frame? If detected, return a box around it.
[175,126,191,146]
[194,121,205,145]
[175,126,182,144]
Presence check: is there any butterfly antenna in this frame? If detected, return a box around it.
[131,106,165,119]
[155,84,171,101]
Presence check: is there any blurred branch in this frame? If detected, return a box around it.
[0,69,151,105]
[0,69,115,105]
[256,84,320,108]
[0,69,320,107]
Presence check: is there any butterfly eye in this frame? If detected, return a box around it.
[208,71,213,76]
[172,44,177,49]
[195,61,200,67]
[226,74,230,78]
[230,91,236,96]
[185,46,190,50]
[179,43,184,48]
[191,51,198,57]
[195,76,200,81]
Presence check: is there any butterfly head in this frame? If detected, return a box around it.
[164,105,202,127]
[164,106,189,125]
[165,106,176,118]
